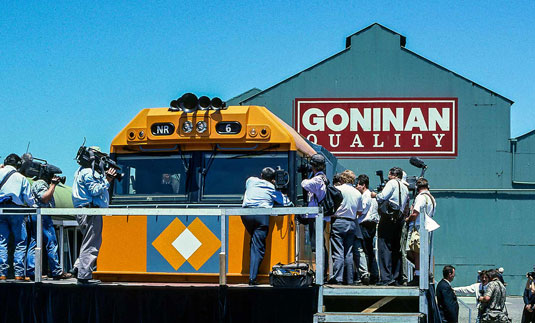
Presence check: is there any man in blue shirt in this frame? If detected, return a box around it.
[26,174,71,280]
[71,147,116,285]
[0,153,36,280]
[242,167,291,285]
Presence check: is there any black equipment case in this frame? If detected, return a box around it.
[269,262,315,288]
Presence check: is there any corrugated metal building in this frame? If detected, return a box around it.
[228,23,535,295]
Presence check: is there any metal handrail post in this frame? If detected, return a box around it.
[419,212,429,318]
[219,209,227,286]
[458,298,472,323]
[315,208,324,314]
[315,209,324,285]
[59,225,64,270]
[35,208,42,283]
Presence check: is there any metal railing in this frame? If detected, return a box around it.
[314,211,432,319]
[0,206,321,284]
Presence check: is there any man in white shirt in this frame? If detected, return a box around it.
[355,174,379,285]
[0,154,37,280]
[371,167,409,286]
[407,177,435,284]
[328,171,362,285]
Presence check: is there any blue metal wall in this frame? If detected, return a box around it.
[230,23,534,295]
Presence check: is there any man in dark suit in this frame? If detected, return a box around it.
[437,265,459,322]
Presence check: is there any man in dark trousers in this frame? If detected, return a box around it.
[437,265,459,322]
[241,167,291,285]
[371,167,409,286]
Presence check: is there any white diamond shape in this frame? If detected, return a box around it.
[172,228,202,260]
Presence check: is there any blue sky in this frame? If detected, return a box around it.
[1,1,534,179]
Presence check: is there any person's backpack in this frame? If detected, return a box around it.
[315,175,343,217]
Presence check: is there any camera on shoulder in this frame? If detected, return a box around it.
[75,145,124,181]
[19,153,66,184]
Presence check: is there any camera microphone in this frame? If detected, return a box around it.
[409,156,427,169]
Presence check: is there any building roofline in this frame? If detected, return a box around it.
[240,48,349,104]
[345,22,406,48]
[241,23,514,105]
[513,129,535,140]
[227,88,262,103]
[401,47,514,104]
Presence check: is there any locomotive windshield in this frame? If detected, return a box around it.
[112,151,289,204]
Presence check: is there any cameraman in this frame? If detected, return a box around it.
[26,173,71,280]
[72,147,116,285]
[522,269,535,323]
[300,154,328,252]
[371,167,408,286]
[0,153,37,280]
[241,167,291,285]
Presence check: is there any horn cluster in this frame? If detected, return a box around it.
[169,93,226,113]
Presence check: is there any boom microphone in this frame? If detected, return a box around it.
[409,156,427,169]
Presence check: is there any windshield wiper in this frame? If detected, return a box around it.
[229,144,280,159]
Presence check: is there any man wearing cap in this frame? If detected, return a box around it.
[371,167,409,286]
[242,167,291,285]
[71,146,116,285]
[300,154,328,252]
[0,153,37,280]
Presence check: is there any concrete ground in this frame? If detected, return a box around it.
[458,296,524,323]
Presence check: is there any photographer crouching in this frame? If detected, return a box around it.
[20,154,72,280]
[71,146,120,285]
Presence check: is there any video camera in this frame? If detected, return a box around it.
[375,156,428,194]
[19,153,66,184]
[75,145,124,181]
[274,166,289,190]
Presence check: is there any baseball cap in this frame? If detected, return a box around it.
[310,154,326,166]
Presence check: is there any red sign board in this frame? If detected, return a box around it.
[295,98,458,157]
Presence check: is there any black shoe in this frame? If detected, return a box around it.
[361,276,370,286]
[399,279,408,286]
[248,279,258,286]
[69,267,78,276]
[375,281,390,286]
[352,280,363,286]
[388,280,400,286]
[327,278,342,285]
[77,278,101,285]
[53,272,73,280]
[369,276,379,285]
[408,276,420,286]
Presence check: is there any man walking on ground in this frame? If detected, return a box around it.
[437,265,459,323]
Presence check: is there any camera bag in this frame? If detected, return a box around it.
[315,175,343,217]
[269,262,315,288]
[378,180,402,219]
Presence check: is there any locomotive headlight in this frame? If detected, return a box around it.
[182,121,193,133]
[196,121,208,134]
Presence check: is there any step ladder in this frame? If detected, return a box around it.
[313,285,425,323]
[310,211,432,323]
